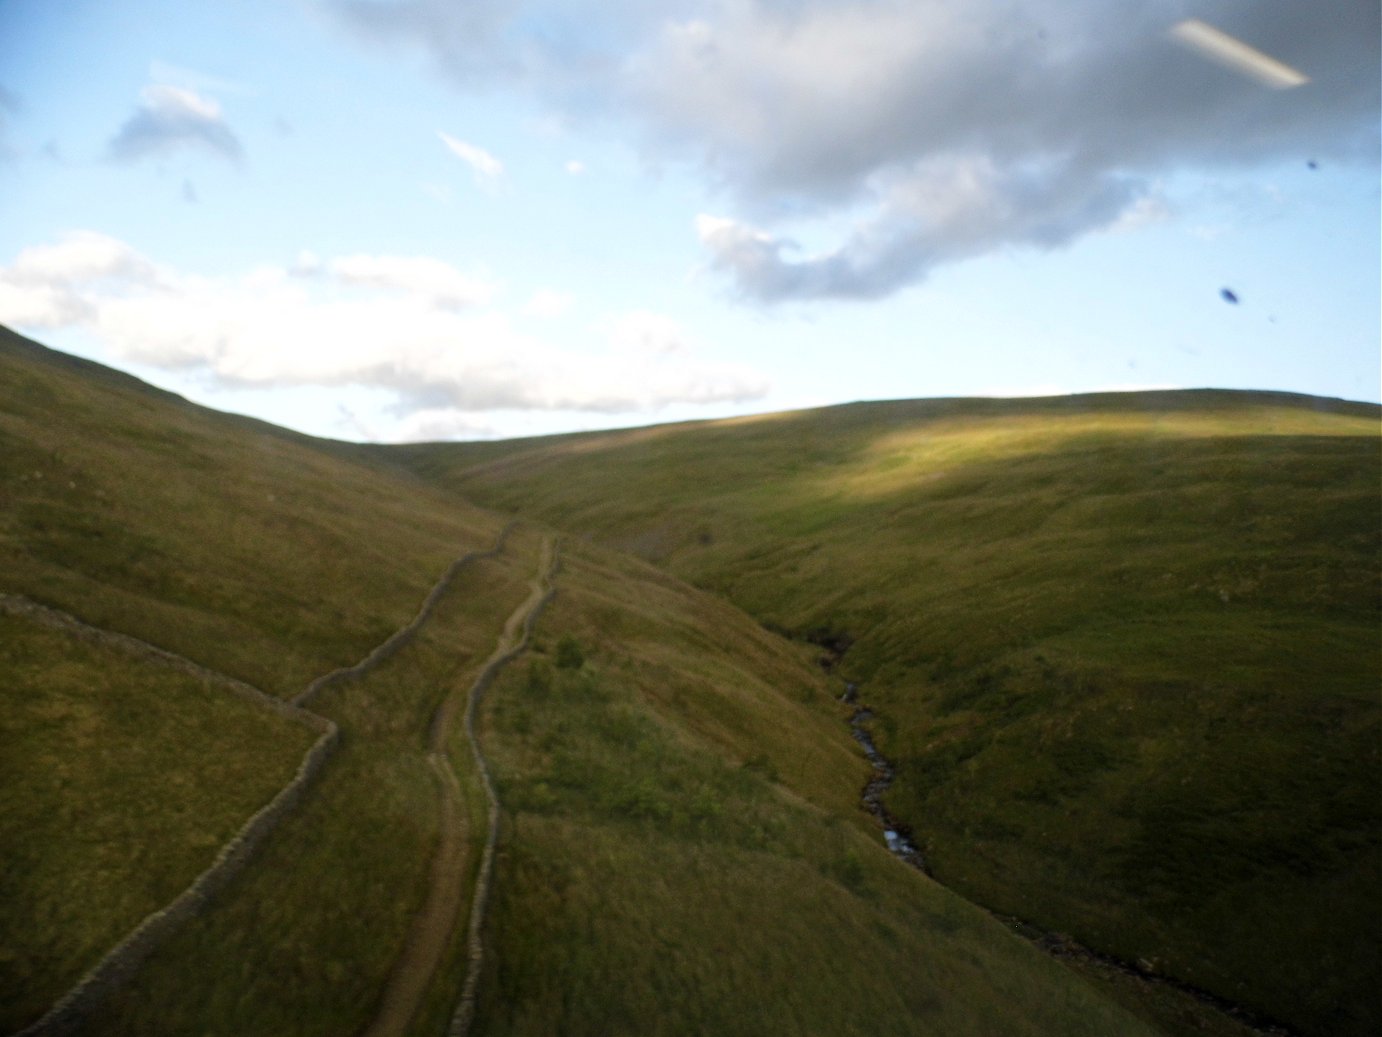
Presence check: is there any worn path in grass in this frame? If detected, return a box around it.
[5,524,517,1037]
[362,535,557,1037]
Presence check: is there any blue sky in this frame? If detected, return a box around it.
[0,0,1377,442]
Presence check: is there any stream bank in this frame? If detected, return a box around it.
[827,660,1298,1037]
[843,684,930,874]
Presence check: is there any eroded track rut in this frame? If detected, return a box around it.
[2,525,519,1037]
[361,535,559,1037]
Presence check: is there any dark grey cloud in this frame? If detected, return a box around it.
[108,84,244,164]
[327,0,1380,302]
[329,0,518,81]
[698,161,1142,302]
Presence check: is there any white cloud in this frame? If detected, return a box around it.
[327,253,498,309]
[696,154,1141,302]
[2,231,158,285]
[605,310,690,355]
[438,131,503,183]
[564,159,585,175]
[524,289,574,317]
[1105,192,1172,235]
[0,281,92,327]
[0,233,769,419]
[292,249,323,275]
[108,84,244,164]
[148,61,255,98]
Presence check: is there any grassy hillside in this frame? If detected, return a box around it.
[0,610,315,1031]
[3,327,1170,1035]
[0,324,505,697]
[471,537,1160,1036]
[387,390,1382,1036]
[85,538,545,1036]
[0,324,511,1030]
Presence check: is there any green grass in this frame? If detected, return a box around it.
[396,390,1382,1036]
[0,325,505,698]
[0,611,315,1032]
[7,322,1378,1036]
[85,544,541,1036]
[472,539,1160,1036]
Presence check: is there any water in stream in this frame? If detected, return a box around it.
[844,684,929,873]
[838,682,1296,1037]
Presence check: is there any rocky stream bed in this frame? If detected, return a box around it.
[836,677,1298,1037]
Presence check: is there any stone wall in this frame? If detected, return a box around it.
[2,594,339,1037]
[3,521,521,1036]
[449,538,561,1037]
[293,522,515,708]
[0,594,330,733]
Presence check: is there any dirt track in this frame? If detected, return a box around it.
[361,535,557,1037]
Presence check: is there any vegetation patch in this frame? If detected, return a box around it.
[405,391,1382,1036]
[0,613,314,1032]
[475,543,1159,1036]
[0,325,504,698]
[67,542,541,1036]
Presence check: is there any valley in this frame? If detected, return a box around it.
[1,324,1377,1036]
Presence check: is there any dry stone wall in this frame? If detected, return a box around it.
[449,539,561,1037]
[1,594,339,1037]
[293,522,515,708]
[2,523,517,1037]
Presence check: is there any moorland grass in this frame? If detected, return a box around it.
[398,391,1382,1036]
[472,539,1160,1036]
[8,324,1374,1036]
[0,326,505,698]
[0,612,315,1031]
[79,544,540,1037]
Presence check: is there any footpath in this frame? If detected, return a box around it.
[362,535,558,1037]
[2,523,526,1037]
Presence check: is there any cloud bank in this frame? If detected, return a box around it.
[108,84,244,164]
[328,0,1380,302]
[0,232,768,428]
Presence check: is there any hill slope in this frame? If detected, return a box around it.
[0,324,505,697]
[1,329,1166,1035]
[383,389,1382,1036]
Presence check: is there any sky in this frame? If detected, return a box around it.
[0,0,1377,443]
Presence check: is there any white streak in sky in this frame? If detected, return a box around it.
[1170,19,1309,89]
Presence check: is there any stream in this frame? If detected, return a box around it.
[843,683,930,874]
[838,678,1299,1037]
